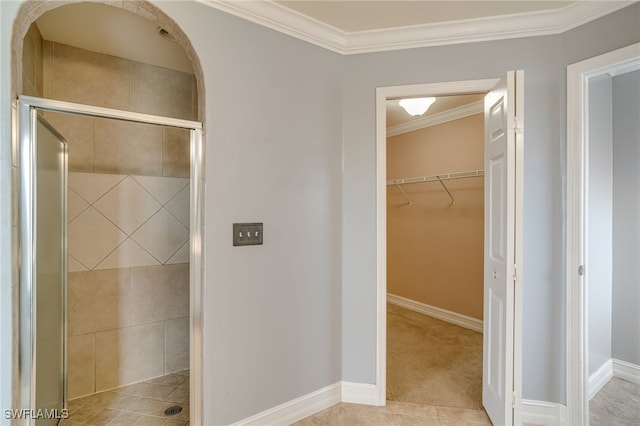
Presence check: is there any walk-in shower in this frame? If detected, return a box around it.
[17,96,203,425]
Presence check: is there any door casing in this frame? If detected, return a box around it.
[566,42,640,426]
[374,77,523,424]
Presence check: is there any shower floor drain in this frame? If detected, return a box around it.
[164,405,183,416]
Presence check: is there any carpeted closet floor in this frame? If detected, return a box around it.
[387,303,483,410]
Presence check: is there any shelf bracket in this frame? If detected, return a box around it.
[395,183,413,206]
[437,176,456,205]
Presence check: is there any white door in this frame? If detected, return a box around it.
[483,71,523,426]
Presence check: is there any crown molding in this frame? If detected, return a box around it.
[196,1,634,55]
[195,0,347,54]
[387,101,483,137]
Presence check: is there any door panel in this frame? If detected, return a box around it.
[34,115,67,425]
[483,71,520,426]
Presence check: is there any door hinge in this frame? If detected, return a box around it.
[513,264,518,281]
[509,116,524,134]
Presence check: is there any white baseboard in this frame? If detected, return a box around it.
[613,358,640,385]
[521,399,567,425]
[589,359,613,400]
[387,293,483,333]
[341,381,381,406]
[230,382,341,426]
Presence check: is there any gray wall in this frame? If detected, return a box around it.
[612,69,640,365]
[158,3,344,424]
[342,3,640,405]
[587,75,613,377]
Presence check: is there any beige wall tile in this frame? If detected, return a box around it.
[68,189,90,223]
[42,40,52,98]
[94,176,162,234]
[50,42,129,109]
[68,269,131,336]
[94,118,163,176]
[130,62,195,120]
[22,23,42,96]
[163,127,190,178]
[131,209,189,263]
[34,27,43,96]
[22,77,38,97]
[164,185,189,228]
[130,264,189,325]
[68,334,95,399]
[164,317,189,373]
[95,323,164,391]
[132,175,189,205]
[192,77,198,119]
[96,239,160,270]
[69,207,127,269]
[166,242,189,265]
[69,172,126,205]
[45,113,95,172]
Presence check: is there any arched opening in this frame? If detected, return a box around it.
[11,1,205,424]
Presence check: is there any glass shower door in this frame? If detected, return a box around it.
[34,116,67,425]
[19,106,67,425]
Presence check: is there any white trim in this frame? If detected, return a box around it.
[376,78,507,417]
[387,101,483,137]
[566,42,640,426]
[613,359,640,385]
[195,0,346,54]
[513,69,526,426]
[521,400,567,426]
[196,0,631,55]
[341,382,381,406]
[387,293,483,333]
[588,359,613,400]
[230,382,342,426]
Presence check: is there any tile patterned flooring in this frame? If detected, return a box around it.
[63,370,190,425]
[294,400,493,425]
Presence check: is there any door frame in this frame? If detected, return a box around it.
[565,42,640,426]
[16,95,204,426]
[374,78,523,423]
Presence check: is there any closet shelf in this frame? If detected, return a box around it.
[386,169,484,186]
[387,169,484,206]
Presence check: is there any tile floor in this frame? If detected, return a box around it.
[293,400,493,425]
[63,370,190,425]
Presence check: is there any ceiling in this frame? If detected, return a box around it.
[276,1,575,32]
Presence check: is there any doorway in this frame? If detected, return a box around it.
[17,96,203,425]
[385,93,485,410]
[566,42,640,426]
[375,75,524,426]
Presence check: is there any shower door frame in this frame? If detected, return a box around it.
[17,95,204,426]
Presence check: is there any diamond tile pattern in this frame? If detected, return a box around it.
[68,172,190,270]
[94,177,161,234]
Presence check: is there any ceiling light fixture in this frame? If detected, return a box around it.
[398,97,436,116]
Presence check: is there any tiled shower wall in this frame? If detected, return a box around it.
[24,23,197,399]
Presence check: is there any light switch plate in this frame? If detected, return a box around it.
[233,223,263,246]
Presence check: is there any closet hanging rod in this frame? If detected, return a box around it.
[386,169,484,186]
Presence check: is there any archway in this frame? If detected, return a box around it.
[11,1,206,424]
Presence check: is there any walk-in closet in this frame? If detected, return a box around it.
[386,94,485,410]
